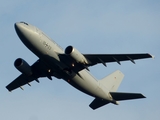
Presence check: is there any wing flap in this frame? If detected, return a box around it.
[110,92,146,101]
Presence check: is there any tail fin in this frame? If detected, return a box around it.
[99,70,124,92]
[89,70,145,110]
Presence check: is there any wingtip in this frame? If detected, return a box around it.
[149,54,155,59]
[142,94,146,98]
[151,55,155,59]
[6,86,10,92]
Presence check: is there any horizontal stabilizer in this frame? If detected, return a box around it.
[110,92,146,101]
[89,98,110,110]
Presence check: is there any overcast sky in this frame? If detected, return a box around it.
[0,0,160,120]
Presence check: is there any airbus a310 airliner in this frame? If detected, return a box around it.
[6,22,153,109]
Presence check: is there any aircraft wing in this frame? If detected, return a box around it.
[84,53,153,66]
[6,60,47,92]
[6,74,38,91]
[58,53,152,72]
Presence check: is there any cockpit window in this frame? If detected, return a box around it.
[20,21,28,25]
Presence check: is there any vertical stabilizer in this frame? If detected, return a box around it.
[99,70,124,92]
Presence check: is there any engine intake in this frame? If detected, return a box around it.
[65,46,88,64]
[14,58,32,76]
[65,46,73,54]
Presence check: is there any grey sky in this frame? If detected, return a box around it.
[0,1,160,120]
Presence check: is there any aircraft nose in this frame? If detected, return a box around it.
[14,22,32,42]
[15,21,30,31]
[14,22,24,32]
[14,22,20,28]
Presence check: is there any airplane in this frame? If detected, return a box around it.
[6,21,153,110]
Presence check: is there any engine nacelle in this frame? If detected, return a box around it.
[65,46,88,64]
[14,58,32,76]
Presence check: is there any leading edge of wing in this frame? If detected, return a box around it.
[84,53,153,65]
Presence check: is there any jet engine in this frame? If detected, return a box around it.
[65,46,88,64]
[14,58,32,76]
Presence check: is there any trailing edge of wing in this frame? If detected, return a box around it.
[6,74,36,92]
[110,92,146,101]
[84,53,152,66]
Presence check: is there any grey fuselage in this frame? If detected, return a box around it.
[15,22,112,102]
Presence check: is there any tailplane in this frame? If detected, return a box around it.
[89,70,146,110]
[89,92,145,110]
[110,92,146,101]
